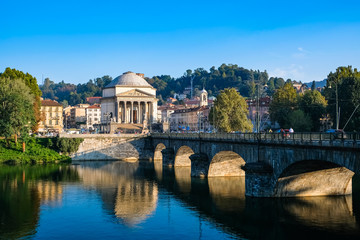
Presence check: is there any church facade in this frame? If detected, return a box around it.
[101,71,157,132]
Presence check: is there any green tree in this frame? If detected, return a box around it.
[266,77,276,95]
[0,68,41,132]
[299,90,327,131]
[0,78,35,145]
[274,77,285,89]
[288,110,312,132]
[209,88,253,133]
[325,66,360,131]
[311,81,316,91]
[269,83,298,128]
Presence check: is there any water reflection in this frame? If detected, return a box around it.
[174,167,191,193]
[208,177,245,213]
[154,161,163,181]
[74,161,158,226]
[0,165,78,239]
[152,162,360,239]
[280,195,356,230]
[1,162,360,239]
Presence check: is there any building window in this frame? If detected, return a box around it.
[56,120,58,125]
[49,120,52,125]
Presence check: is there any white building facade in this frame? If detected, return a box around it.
[86,105,101,130]
[101,72,157,130]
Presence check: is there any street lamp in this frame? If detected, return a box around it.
[103,112,111,133]
[255,83,267,133]
[256,84,260,133]
[329,82,339,130]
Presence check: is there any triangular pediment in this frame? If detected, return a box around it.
[117,89,154,97]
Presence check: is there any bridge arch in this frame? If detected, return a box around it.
[174,146,194,167]
[208,151,246,177]
[274,160,354,197]
[153,143,166,162]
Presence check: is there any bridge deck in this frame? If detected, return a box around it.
[151,132,360,150]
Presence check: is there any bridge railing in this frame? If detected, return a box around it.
[151,132,360,142]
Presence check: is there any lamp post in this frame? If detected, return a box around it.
[335,83,339,130]
[256,84,260,133]
[103,112,110,134]
[329,82,339,130]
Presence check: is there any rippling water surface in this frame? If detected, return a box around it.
[1,161,360,239]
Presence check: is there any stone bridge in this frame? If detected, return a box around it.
[65,132,360,197]
[150,132,360,197]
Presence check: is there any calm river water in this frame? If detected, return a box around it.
[1,161,360,239]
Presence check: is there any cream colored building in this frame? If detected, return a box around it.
[86,105,101,129]
[70,104,89,128]
[39,99,63,134]
[169,89,210,131]
[101,71,157,132]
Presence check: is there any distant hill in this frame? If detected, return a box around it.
[305,79,327,88]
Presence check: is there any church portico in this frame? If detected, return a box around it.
[101,72,157,133]
[116,99,155,125]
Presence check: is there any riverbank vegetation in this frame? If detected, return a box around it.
[0,137,83,164]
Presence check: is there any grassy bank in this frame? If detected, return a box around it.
[0,138,73,163]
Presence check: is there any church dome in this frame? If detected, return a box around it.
[105,71,152,88]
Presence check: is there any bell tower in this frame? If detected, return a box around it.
[199,89,208,107]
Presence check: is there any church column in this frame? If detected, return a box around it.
[126,101,129,123]
[119,100,123,123]
[138,102,142,124]
[137,101,140,124]
[116,100,119,123]
[148,102,152,123]
[130,101,134,123]
[141,101,144,124]
[124,101,127,123]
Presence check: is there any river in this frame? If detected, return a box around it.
[1,161,360,239]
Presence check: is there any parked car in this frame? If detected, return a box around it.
[332,129,347,139]
[326,129,336,133]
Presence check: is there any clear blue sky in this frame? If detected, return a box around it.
[1,0,359,84]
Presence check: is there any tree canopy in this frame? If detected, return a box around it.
[209,88,253,133]
[0,78,35,139]
[324,66,360,131]
[299,90,327,131]
[0,68,41,132]
[40,76,112,106]
[269,83,298,128]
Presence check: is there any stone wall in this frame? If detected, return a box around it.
[65,134,152,161]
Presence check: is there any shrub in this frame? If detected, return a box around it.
[53,137,84,155]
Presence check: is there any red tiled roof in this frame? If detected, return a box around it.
[41,99,62,107]
[87,105,101,109]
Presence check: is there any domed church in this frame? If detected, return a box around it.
[100,71,157,133]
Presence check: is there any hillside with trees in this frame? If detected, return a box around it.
[40,76,113,107]
[39,64,287,106]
